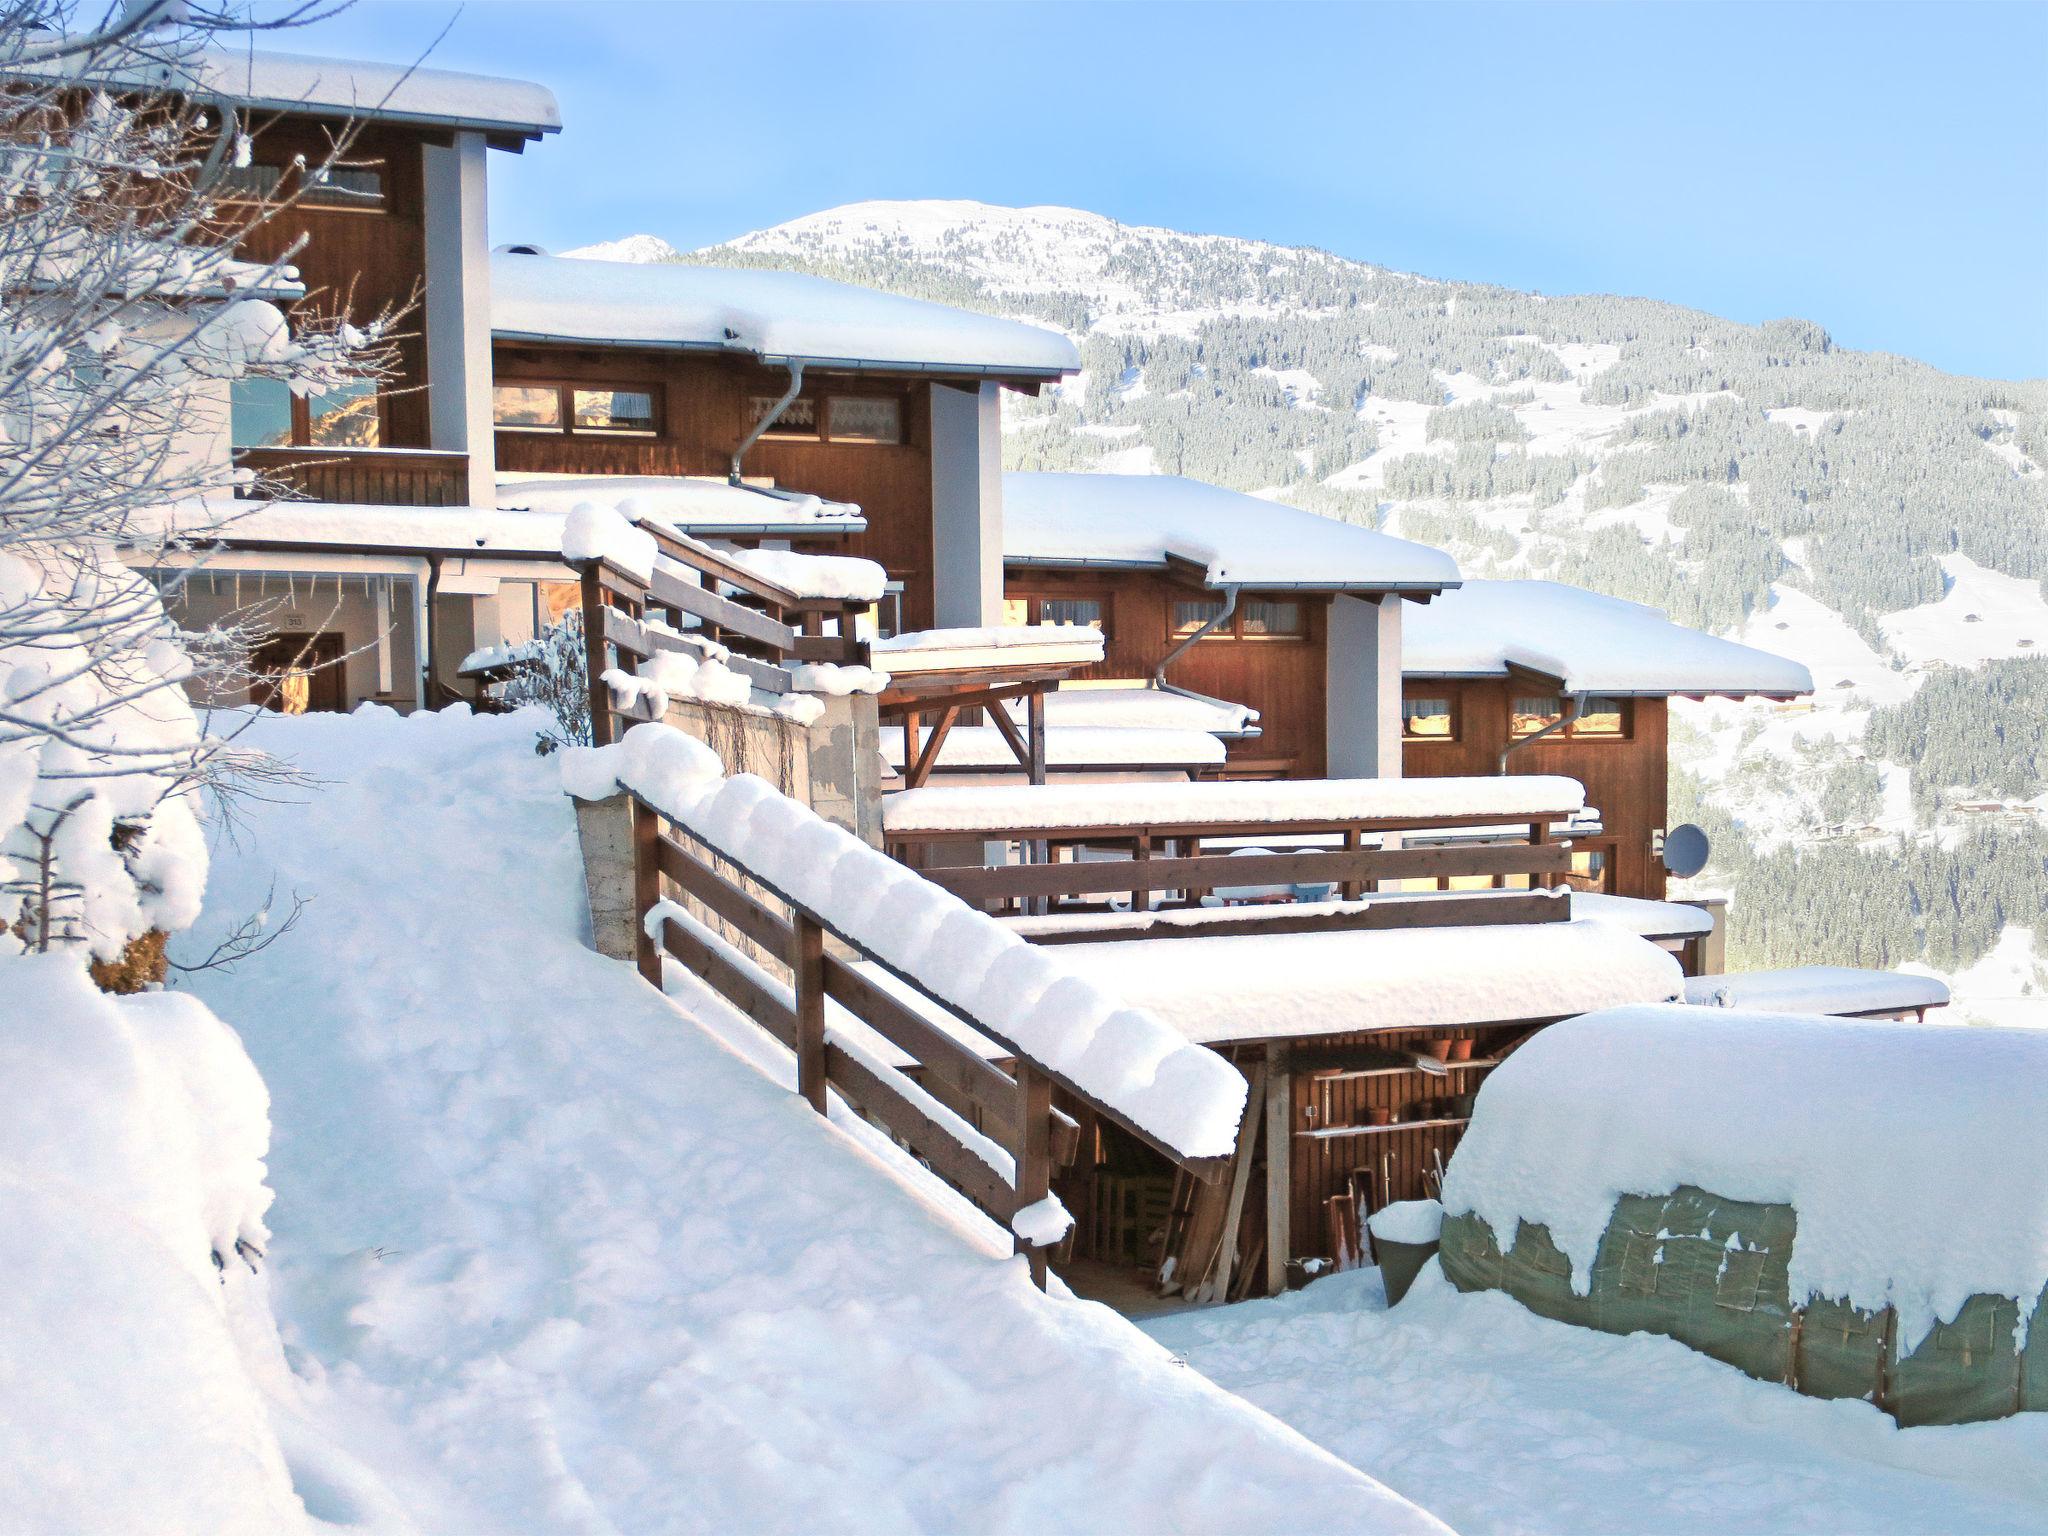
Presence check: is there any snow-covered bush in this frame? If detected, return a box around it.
[0,5,393,968]
[498,609,592,755]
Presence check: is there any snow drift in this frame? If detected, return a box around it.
[184,705,1440,1533]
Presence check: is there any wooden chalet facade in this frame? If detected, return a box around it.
[1000,562,1337,778]
[1402,680,1670,898]
[493,344,963,632]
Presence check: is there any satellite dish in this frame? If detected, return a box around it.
[1662,823,1710,879]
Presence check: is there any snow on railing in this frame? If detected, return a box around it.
[562,723,1246,1287]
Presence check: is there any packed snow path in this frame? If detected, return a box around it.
[186,707,1435,1534]
[1145,1267,2048,1536]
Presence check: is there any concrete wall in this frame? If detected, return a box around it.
[928,380,1004,628]
[162,567,420,709]
[422,131,496,506]
[1326,594,1403,777]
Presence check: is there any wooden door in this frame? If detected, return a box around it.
[250,632,346,714]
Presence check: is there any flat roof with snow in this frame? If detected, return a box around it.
[1404,580,1813,699]
[491,253,1081,379]
[497,475,865,536]
[17,43,560,144]
[139,500,570,560]
[1051,920,1685,1045]
[1004,472,1461,594]
[1683,965,1949,1018]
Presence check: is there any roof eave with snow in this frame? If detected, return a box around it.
[11,45,561,145]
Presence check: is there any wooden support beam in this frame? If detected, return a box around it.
[1199,1061,1265,1305]
[1015,1063,1054,1289]
[1264,1053,1291,1299]
[791,912,828,1115]
[579,564,617,747]
[632,797,662,986]
[1026,688,1048,788]
[905,705,959,790]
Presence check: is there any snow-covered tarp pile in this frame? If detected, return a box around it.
[1053,919,1684,1045]
[564,722,1250,1161]
[180,705,1436,1531]
[1442,1004,2048,1348]
[1004,471,1462,591]
[1404,579,1814,698]
[1683,965,1949,1016]
[493,251,1081,376]
[883,772,1587,834]
[500,473,865,533]
[0,953,315,1530]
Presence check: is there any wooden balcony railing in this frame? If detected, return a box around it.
[573,517,870,746]
[235,446,471,508]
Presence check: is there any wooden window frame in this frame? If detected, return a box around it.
[824,394,904,446]
[1400,693,1460,744]
[1168,594,1307,644]
[752,395,822,441]
[1510,693,1636,743]
[234,374,385,450]
[1007,591,1111,637]
[219,158,387,213]
[494,380,665,439]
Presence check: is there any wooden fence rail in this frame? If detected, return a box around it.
[624,793,1106,1287]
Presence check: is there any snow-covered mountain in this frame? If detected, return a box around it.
[584,200,2048,1017]
[561,231,685,264]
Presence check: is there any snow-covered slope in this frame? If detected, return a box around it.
[587,199,2048,1017]
[183,706,1442,1534]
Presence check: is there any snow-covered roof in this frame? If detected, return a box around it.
[1051,920,1684,1045]
[882,773,1586,835]
[490,252,1081,378]
[1003,472,1461,593]
[1403,580,1813,698]
[871,625,1105,674]
[1682,966,1949,1017]
[716,544,887,603]
[139,499,569,559]
[20,42,560,142]
[1441,1004,2048,1350]
[1033,685,1260,738]
[497,475,865,536]
[883,725,1225,772]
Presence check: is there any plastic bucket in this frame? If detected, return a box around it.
[1375,1236,1440,1307]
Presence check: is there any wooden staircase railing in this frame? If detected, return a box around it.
[621,791,1126,1288]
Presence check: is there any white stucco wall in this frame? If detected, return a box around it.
[928,380,1004,628]
[1326,593,1404,777]
[422,130,496,506]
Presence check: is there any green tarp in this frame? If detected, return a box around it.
[1440,1186,2040,1428]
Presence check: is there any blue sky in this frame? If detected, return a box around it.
[286,1,2046,380]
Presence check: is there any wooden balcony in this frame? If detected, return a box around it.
[235,446,470,508]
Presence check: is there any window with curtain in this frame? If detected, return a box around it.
[1402,697,1455,740]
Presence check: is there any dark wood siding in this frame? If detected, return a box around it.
[232,118,432,447]
[1004,564,1330,777]
[1401,678,1670,899]
[493,345,941,627]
